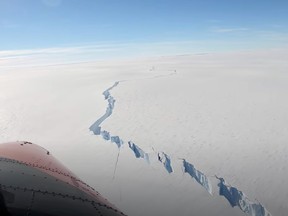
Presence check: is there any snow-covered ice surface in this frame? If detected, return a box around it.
[1,50,288,216]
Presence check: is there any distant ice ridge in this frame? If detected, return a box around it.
[216,177,271,216]
[183,159,212,194]
[89,73,272,216]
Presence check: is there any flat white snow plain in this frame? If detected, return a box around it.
[0,50,287,216]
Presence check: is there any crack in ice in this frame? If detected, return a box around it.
[128,141,149,163]
[89,81,124,148]
[89,71,272,216]
[183,159,212,194]
[216,177,271,216]
[158,152,173,173]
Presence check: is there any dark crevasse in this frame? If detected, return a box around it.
[89,82,124,148]
[157,152,173,173]
[111,136,124,148]
[101,130,110,140]
[128,141,149,163]
[89,82,119,136]
[216,177,271,216]
[183,159,212,194]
